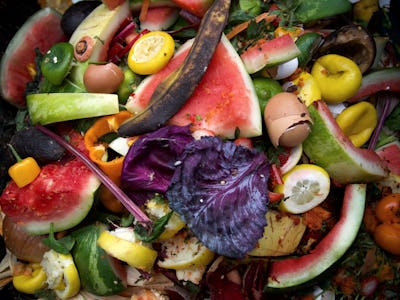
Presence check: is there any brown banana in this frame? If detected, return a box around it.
[118,0,231,137]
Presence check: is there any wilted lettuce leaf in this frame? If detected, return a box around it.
[121,125,194,206]
[167,136,269,258]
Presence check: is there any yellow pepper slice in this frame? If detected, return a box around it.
[8,144,41,188]
[335,101,377,147]
[13,263,47,294]
[291,71,322,106]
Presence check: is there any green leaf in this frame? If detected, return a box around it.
[385,103,400,131]
[135,212,173,243]
[42,223,75,254]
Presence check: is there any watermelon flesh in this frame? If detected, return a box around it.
[171,0,214,16]
[140,6,180,31]
[267,184,366,288]
[126,35,262,138]
[0,131,101,235]
[376,141,400,175]
[240,34,301,74]
[0,8,67,107]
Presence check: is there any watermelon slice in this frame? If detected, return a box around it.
[126,35,262,138]
[0,131,101,235]
[0,8,67,107]
[240,34,301,74]
[376,141,400,175]
[171,0,214,16]
[347,68,400,103]
[140,6,180,31]
[302,101,387,184]
[267,184,366,289]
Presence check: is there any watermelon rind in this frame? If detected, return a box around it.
[71,224,126,296]
[126,34,262,138]
[302,101,387,184]
[267,183,366,289]
[0,8,66,107]
[240,34,301,74]
[27,93,120,125]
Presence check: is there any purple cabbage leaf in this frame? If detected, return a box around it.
[166,136,269,258]
[121,125,194,206]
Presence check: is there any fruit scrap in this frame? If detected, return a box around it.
[7,144,41,188]
[13,263,47,295]
[118,0,232,137]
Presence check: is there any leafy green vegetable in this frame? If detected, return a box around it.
[42,223,75,254]
[384,103,400,131]
[135,211,172,242]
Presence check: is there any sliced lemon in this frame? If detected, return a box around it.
[145,197,186,240]
[97,228,157,271]
[128,31,175,75]
[157,231,214,270]
[274,164,331,214]
[40,250,80,300]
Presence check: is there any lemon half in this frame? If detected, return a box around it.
[275,164,331,214]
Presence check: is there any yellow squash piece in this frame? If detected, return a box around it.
[335,101,377,147]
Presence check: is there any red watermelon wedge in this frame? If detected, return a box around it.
[0,131,100,235]
[126,34,262,138]
[0,8,67,107]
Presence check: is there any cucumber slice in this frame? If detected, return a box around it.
[27,93,119,125]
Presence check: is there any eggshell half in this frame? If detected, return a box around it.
[264,92,313,147]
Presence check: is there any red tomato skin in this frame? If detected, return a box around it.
[375,193,400,223]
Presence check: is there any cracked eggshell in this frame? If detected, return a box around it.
[264,92,313,148]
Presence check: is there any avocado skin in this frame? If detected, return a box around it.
[118,0,231,137]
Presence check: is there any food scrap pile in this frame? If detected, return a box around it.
[0,0,399,299]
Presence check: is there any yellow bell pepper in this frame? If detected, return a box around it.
[13,263,47,294]
[291,71,322,106]
[8,144,41,188]
[335,101,377,147]
[274,26,304,40]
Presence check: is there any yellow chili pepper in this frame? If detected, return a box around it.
[84,111,133,212]
[13,263,47,294]
[8,144,41,188]
[335,101,377,147]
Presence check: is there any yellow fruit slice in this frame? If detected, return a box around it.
[40,250,80,300]
[157,231,214,270]
[274,164,331,214]
[292,71,321,106]
[128,31,175,75]
[145,197,186,240]
[97,228,157,271]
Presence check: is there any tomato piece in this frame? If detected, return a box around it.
[375,193,400,223]
[373,223,400,255]
[127,31,175,75]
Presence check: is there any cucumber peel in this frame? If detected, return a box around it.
[27,93,119,125]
